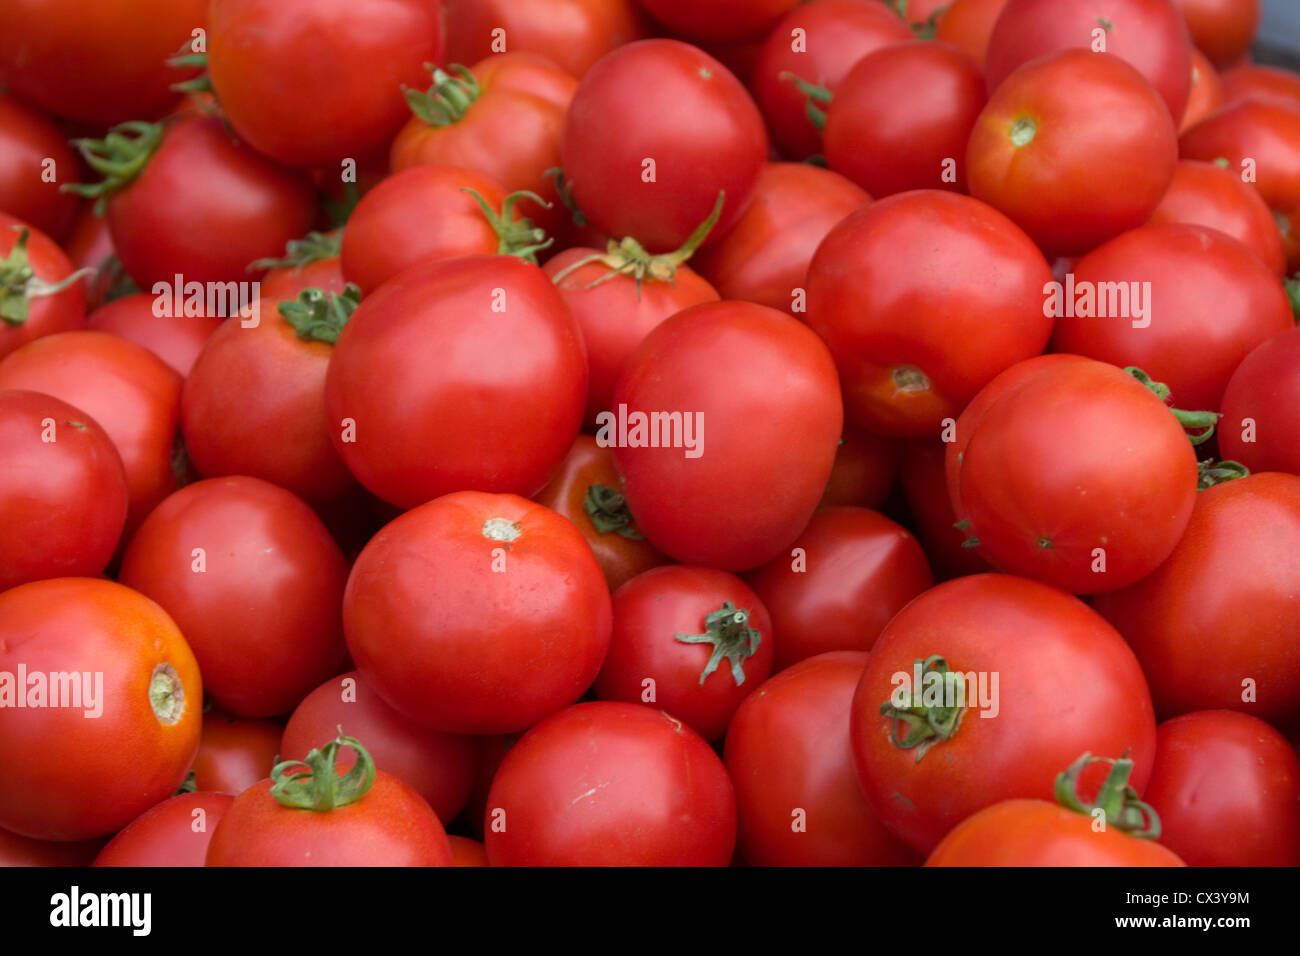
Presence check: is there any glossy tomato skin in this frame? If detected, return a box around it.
[86,292,223,377]
[119,477,349,718]
[692,163,869,315]
[934,0,1012,72]
[485,701,736,865]
[192,710,284,796]
[635,0,799,43]
[1051,223,1293,411]
[0,578,202,841]
[325,255,586,509]
[1219,327,1300,476]
[804,190,1053,438]
[1221,64,1300,108]
[562,39,767,252]
[1180,99,1300,211]
[1173,0,1259,69]
[611,300,842,571]
[0,94,81,241]
[726,652,920,867]
[0,390,128,591]
[851,574,1157,855]
[926,799,1185,866]
[93,793,234,867]
[898,439,994,581]
[819,425,898,511]
[746,507,932,672]
[1143,710,1300,866]
[1094,473,1300,726]
[282,671,478,824]
[0,213,86,362]
[1180,48,1225,132]
[207,0,445,166]
[968,49,1178,257]
[344,492,612,734]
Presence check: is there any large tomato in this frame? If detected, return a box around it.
[0,214,87,362]
[1219,326,1300,477]
[92,793,234,868]
[86,292,223,377]
[191,710,284,796]
[634,0,800,43]
[1180,99,1300,212]
[819,426,898,512]
[0,94,81,241]
[934,0,1012,72]
[1172,0,1259,69]
[0,578,202,840]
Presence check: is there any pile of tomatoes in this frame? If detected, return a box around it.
[1,0,1298,869]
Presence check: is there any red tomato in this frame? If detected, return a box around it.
[191,710,284,796]
[1221,64,1300,108]
[1180,99,1300,211]
[0,95,81,241]
[0,390,128,591]
[805,190,1053,438]
[898,439,993,581]
[86,292,223,377]
[635,0,800,43]
[1172,0,1259,70]
[325,256,586,509]
[92,793,234,867]
[448,835,489,866]
[344,491,612,734]
[611,300,842,571]
[62,208,123,314]
[1180,47,1225,132]
[1219,326,1300,476]
[1094,473,1300,727]
[282,671,478,824]
[119,477,349,718]
[0,829,105,867]
[1144,710,1300,866]
[0,214,87,362]
[1051,223,1293,411]
[484,701,736,865]
[850,574,1158,854]
[934,0,1012,72]
[968,49,1179,256]
[208,0,445,166]
[562,39,767,252]
[725,652,919,867]
[0,578,202,840]
[818,425,898,511]
[256,233,347,303]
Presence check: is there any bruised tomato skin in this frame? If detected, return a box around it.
[804,190,1053,439]
[691,164,869,316]
[344,492,612,735]
[282,671,478,824]
[967,50,1179,258]
[726,653,921,867]
[1094,473,1300,727]
[0,95,81,241]
[192,711,284,797]
[611,301,842,572]
[898,439,993,582]
[1219,327,1300,477]
[635,0,800,43]
[0,214,87,363]
[0,829,106,867]
[1180,49,1224,133]
[1221,64,1300,108]
[485,701,736,866]
[92,793,234,867]
[86,293,223,377]
[818,425,897,512]
[1172,0,1259,70]
[0,578,202,841]
[1180,100,1300,212]
[850,574,1158,855]
[934,0,1012,72]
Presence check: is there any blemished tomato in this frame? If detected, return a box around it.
[967,49,1179,257]
[0,829,106,868]
[0,330,182,535]
[750,0,912,160]
[818,425,898,512]
[531,435,671,591]
[484,701,736,865]
[595,565,774,741]
[634,0,800,43]
[824,41,986,197]
[1219,326,1300,476]
[1221,64,1300,108]
[561,39,767,252]
[0,0,205,126]
[448,835,489,866]
[86,292,223,377]
[725,652,919,867]
[0,213,87,362]
[1143,710,1300,866]
[191,710,284,796]
[692,164,869,316]
[325,255,586,509]
[746,507,932,672]
[344,492,612,734]
[119,477,349,718]
[282,671,478,824]
[0,578,202,841]
[1051,223,1293,411]
[850,574,1158,855]
[934,0,1012,72]
[1094,473,1300,727]
[898,439,993,581]
[0,390,128,592]
[611,300,842,571]
[804,190,1053,439]
[207,0,445,166]
[92,793,234,867]
[206,734,453,866]
[0,94,81,242]
[1172,0,1259,70]
[1180,99,1300,211]
[1180,48,1225,133]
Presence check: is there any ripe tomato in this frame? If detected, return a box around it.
[485,701,736,865]
[256,234,347,303]
[282,671,478,824]
[805,190,1053,438]
[1094,473,1300,727]
[0,578,202,840]
[934,0,1012,72]
[898,439,994,581]
[1221,64,1300,108]
[344,491,612,734]
[611,300,842,571]
[0,214,87,362]
[724,652,919,867]
[635,0,800,43]
[968,49,1179,257]
[1180,48,1225,132]
[0,829,105,867]
[819,425,898,511]
[1180,99,1300,211]
[1143,710,1300,866]
[119,477,349,718]
[448,835,489,866]
[0,390,128,591]
[62,208,123,314]
[207,0,445,166]
[191,710,284,796]
[1219,326,1300,476]
[86,292,223,377]
[595,565,774,741]
[850,574,1157,854]
[562,39,767,251]
[92,793,234,867]
[0,95,81,241]
[1172,0,1259,69]
[325,255,586,509]
[531,435,670,591]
